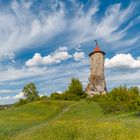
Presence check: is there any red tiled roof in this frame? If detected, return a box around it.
[94,40,101,52]
[89,40,105,56]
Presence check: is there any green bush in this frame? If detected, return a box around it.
[40,95,49,101]
[14,99,28,106]
[50,93,62,100]
[91,86,140,114]
[136,106,140,116]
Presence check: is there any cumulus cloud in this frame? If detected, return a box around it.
[26,49,86,67]
[0,92,24,105]
[73,52,85,61]
[105,54,140,69]
[26,47,72,67]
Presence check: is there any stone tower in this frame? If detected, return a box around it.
[86,40,107,96]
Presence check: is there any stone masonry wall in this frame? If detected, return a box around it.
[86,52,106,95]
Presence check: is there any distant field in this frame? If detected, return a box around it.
[0,100,140,140]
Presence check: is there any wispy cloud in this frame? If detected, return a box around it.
[0,0,66,57]
[66,1,139,48]
[0,0,139,57]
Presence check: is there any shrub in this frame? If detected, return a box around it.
[40,96,49,101]
[92,86,140,114]
[136,106,140,116]
[14,99,28,107]
[50,93,62,100]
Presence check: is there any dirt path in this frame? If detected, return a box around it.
[11,101,81,139]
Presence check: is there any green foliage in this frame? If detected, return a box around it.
[22,83,39,102]
[67,78,83,96]
[14,99,28,106]
[136,106,140,116]
[50,92,62,100]
[40,95,49,101]
[50,78,87,101]
[91,86,140,114]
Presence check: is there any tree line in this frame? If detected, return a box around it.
[15,78,86,106]
[15,78,140,115]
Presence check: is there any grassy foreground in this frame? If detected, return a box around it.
[0,100,140,140]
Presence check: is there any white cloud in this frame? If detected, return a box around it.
[94,3,136,42]
[75,45,82,51]
[0,0,66,58]
[56,91,62,94]
[73,52,85,61]
[57,47,68,51]
[26,47,72,67]
[4,52,15,60]
[0,92,24,105]
[14,92,24,99]
[0,0,139,58]
[26,53,44,66]
[105,54,140,69]
[3,52,15,63]
[0,66,46,82]
[68,1,139,50]
[123,16,140,32]
[0,89,19,94]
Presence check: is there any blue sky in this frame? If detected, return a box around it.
[0,0,140,104]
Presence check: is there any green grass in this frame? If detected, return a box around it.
[0,100,74,140]
[0,100,140,140]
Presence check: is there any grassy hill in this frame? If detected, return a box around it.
[0,100,140,140]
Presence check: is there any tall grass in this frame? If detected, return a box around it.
[12,119,140,140]
[12,101,140,140]
[0,100,74,140]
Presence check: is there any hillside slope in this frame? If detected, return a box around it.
[0,100,140,140]
[0,101,75,140]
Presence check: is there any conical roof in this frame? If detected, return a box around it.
[89,40,105,57]
[94,40,101,52]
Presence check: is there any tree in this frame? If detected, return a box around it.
[23,83,39,102]
[68,78,83,96]
[62,78,86,100]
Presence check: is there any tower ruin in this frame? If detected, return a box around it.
[86,40,107,96]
